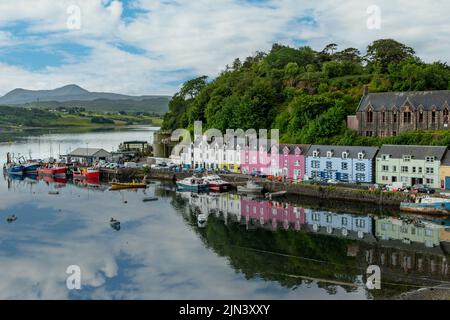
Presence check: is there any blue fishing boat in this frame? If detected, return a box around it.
[176,176,209,192]
[4,163,24,175]
[22,162,40,174]
[400,197,450,215]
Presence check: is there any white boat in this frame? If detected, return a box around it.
[176,176,209,192]
[204,175,230,192]
[237,181,263,194]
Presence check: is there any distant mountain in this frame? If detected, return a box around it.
[0,84,170,114]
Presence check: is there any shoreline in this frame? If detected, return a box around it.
[103,168,411,208]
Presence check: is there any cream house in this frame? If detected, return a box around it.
[376,145,447,188]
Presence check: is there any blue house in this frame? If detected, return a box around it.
[305,145,379,183]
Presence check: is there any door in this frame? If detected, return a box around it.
[392,176,397,182]
[446,177,450,190]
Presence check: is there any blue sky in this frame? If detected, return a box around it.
[0,0,449,96]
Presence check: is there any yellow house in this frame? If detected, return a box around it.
[440,151,450,190]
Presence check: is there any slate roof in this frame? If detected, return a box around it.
[271,144,311,155]
[377,145,447,160]
[356,90,450,112]
[306,145,379,159]
[442,151,450,166]
[69,148,111,157]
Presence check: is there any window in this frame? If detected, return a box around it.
[367,109,373,123]
[313,151,319,158]
[426,178,434,184]
[356,173,366,181]
[382,176,389,181]
[432,111,436,124]
[393,131,397,136]
[425,229,433,237]
[426,167,434,174]
[426,156,435,163]
[382,154,389,160]
[326,161,332,170]
[311,171,319,178]
[445,109,449,124]
[400,226,408,234]
[401,166,409,173]
[366,131,373,137]
[393,166,397,172]
[342,217,348,226]
[311,160,320,169]
[401,176,409,183]
[342,162,348,170]
[403,111,412,124]
[393,113,397,123]
[294,160,300,166]
[355,219,366,228]
[327,151,333,158]
[403,155,412,162]
[382,111,386,123]
[419,111,424,123]
[312,213,320,222]
[342,152,348,159]
[358,152,365,160]
[356,163,366,171]
[418,167,423,173]
[382,165,389,172]
[326,215,332,223]
[412,167,417,173]
[381,223,388,231]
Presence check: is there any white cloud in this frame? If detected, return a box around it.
[0,0,450,96]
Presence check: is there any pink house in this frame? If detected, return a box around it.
[240,198,306,231]
[271,144,310,180]
[240,139,276,175]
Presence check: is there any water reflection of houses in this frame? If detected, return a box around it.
[304,210,376,242]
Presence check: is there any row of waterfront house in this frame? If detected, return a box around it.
[174,135,450,189]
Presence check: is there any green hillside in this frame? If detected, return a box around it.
[162,39,450,146]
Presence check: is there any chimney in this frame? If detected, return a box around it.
[363,85,369,96]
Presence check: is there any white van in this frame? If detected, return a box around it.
[124,162,137,168]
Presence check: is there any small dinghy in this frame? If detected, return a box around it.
[110,218,121,231]
[6,215,17,223]
[143,197,159,202]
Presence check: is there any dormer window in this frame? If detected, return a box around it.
[295,147,301,155]
[283,147,289,155]
[312,150,319,158]
[358,152,365,160]
[327,151,333,158]
[426,156,435,163]
[403,155,412,162]
[342,152,349,159]
[382,154,389,161]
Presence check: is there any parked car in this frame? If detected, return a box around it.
[193,167,206,174]
[124,162,137,168]
[251,171,267,178]
[412,184,435,194]
[327,179,339,185]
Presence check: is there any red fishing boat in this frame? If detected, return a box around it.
[73,167,101,180]
[37,164,68,177]
[204,175,230,192]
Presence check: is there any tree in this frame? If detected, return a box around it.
[180,76,208,100]
[366,39,415,71]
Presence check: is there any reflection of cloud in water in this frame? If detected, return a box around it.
[0,178,367,300]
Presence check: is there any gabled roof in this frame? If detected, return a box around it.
[378,145,447,160]
[69,148,111,157]
[271,144,311,155]
[357,90,450,112]
[306,145,379,159]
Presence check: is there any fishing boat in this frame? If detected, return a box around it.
[204,175,230,192]
[73,167,101,180]
[38,164,68,177]
[22,162,40,174]
[400,197,450,215]
[4,163,24,176]
[176,176,209,192]
[109,181,147,190]
[237,181,263,194]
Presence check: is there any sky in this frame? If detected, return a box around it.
[0,0,450,96]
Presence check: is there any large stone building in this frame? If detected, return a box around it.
[349,88,450,137]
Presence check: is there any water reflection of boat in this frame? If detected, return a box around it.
[400,197,450,215]
[237,181,263,194]
[37,175,67,186]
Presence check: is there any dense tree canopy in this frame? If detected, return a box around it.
[162,39,450,146]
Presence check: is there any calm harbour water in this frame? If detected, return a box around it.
[0,127,449,300]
